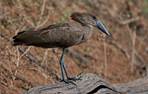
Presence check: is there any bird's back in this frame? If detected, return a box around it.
[12,22,91,48]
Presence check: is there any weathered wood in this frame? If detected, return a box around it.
[25,73,121,94]
[25,73,148,94]
[114,76,148,94]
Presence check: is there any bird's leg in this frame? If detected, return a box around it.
[62,48,81,81]
[59,48,66,81]
[63,63,80,81]
[60,48,72,82]
[60,48,78,85]
[60,48,71,80]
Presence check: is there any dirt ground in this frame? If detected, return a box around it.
[0,0,148,94]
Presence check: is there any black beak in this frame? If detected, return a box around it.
[96,20,111,36]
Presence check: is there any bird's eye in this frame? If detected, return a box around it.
[92,16,97,20]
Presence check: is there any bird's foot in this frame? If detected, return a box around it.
[60,79,77,86]
[67,76,82,82]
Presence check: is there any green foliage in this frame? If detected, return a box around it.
[58,10,71,23]
[143,0,148,15]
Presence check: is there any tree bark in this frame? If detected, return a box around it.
[25,73,148,94]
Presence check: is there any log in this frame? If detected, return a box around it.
[114,76,148,94]
[25,73,120,94]
[25,73,148,94]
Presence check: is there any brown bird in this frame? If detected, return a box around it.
[12,12,111,82]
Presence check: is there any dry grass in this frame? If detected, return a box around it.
[0,0,148,94]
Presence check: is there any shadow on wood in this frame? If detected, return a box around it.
[25,73,119,94]
[25,73,148,94]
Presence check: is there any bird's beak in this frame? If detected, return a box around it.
[96,20,111,36]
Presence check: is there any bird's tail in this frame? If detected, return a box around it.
[11,31,25,46]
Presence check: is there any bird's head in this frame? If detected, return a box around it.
[71,12,111,36]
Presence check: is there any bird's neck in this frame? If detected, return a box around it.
[85,25,93,31]
[83,25,93,39]
[70,21,93,41]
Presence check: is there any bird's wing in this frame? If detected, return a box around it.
[12,23,84,47]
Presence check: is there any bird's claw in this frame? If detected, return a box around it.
[60,79,77,86]
[67,76,82,81]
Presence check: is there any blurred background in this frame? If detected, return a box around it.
[0,0,148,94]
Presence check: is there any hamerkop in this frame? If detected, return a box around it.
[12,12,111,82]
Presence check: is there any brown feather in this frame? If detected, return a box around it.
[12,22,92,48]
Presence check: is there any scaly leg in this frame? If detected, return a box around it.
[62,48,81,81]
[59,48,65,81]
[59,48,78,85]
